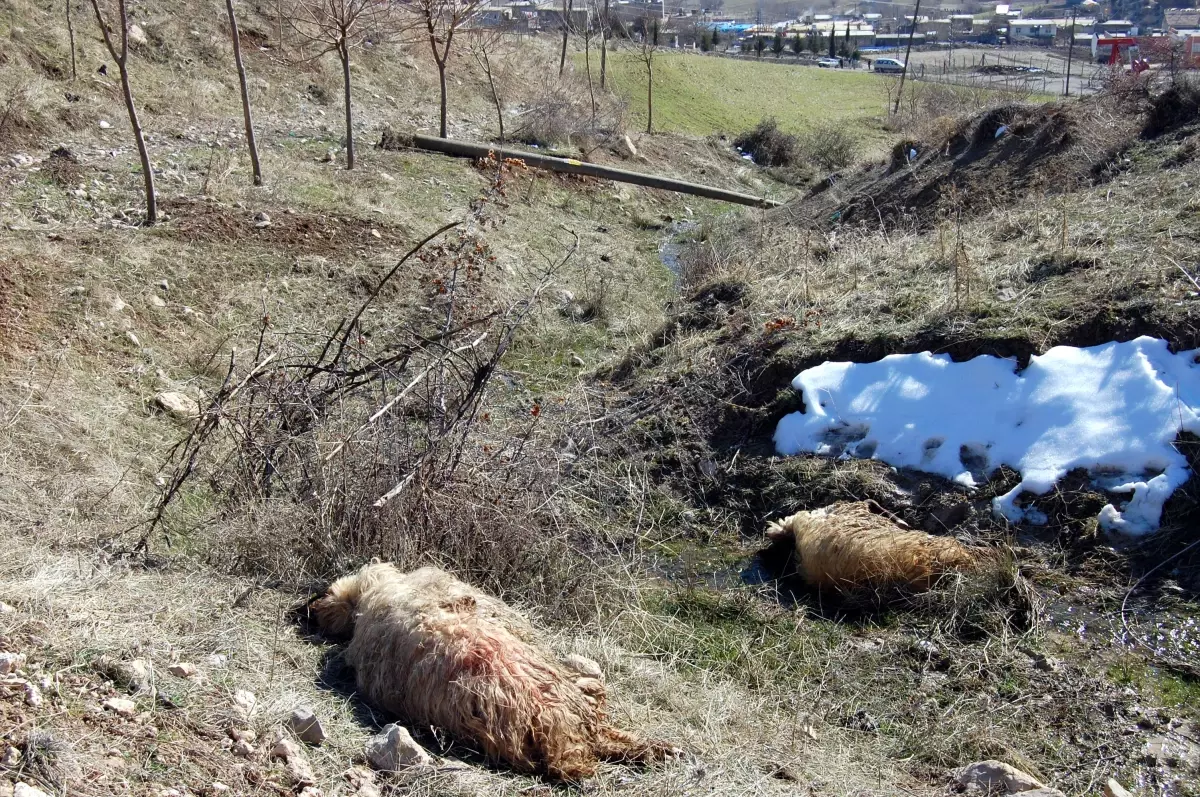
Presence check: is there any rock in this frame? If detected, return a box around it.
[230,728,256,744]
[2,745,19,766]
[128,24,148,46]
[153,391,200,421]
[286,756,316,785]
[1031,653,1061,672]
[620,134,638,158]
[0,601,15,613]
[203,653,228,668]
[149,294,167,308]
[209,784,231,793]
[99,120,112,129]
[96,655,153,693]
[369,228,381,239]
[288,706,328,745]
[253,211,271,228]
[1104,779,1134,797]
[561,654,603,680]
[102,697,137,717]
[321,148,337,163]
[364,723,432,771]
[0,652,26,675]
[125,331,140,347]
[569,353,586,368]
[157,279,169,291]
[271,738,303,761]
[23,681,42,707]
[14,784,53,797]
[232,689,257,718]
[231,739,255,758]
[109,295,128,313]
[958,760,1048,794]
[167,662,197,678]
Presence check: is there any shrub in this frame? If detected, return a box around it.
[512,72,626,149]
[733,117,797,167]
[1144,79,1200,138]
[797,121,860,170]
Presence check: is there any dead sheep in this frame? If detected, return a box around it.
[766,501,981,591]
[309,563,674,781]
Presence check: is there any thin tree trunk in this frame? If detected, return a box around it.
[558,0,570,76]
[226,0,263,185]
[66,0,77,80]
[599,0,608,89]
[89,0,156,224]
[118,61,157,223]
[339,38,354,169]
[645,55,652,134]
[584,33,596,128]
[437,57,449,138]
[481,47,504,143]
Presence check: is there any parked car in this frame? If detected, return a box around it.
[873,57,906,73]
[817,57,841,68]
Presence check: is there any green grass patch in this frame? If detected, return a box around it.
[1108,658,1200,716]
[601,51,887,139]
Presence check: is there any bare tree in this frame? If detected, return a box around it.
[286,0,392,169]
[66,0,78,80]
[88,0,156,224]
[413,0,485,139]
[225,0,263,185]
[558,0,572,76]
[580,0,598,125]
[467,28,514,144]
[637,14,658,135]
[599,0,608,89]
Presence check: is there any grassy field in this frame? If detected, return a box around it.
[600,50,888,138]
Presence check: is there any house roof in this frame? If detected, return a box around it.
[1165,9,1200,28]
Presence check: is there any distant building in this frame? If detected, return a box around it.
[1165,9,1200,32]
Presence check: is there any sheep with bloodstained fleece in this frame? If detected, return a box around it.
[308,562,674,782]
[765,501,982,591]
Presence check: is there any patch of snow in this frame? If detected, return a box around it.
[773,337,1200,535]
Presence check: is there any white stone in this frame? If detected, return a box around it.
[102,696,137,717]
[203,653,228,668]
[1,745,19,766]
[0,601,15,613]
[153,392,200,421]
[23,681,42,707]
[15,784,53,797]
[128,24,148,46]
[231,739,254,757]
[167,662,196,678]
[288,706,328,745]
[99,120,112,130]
[958,760,1052,794]
[621,134,638,158]
[149,294,167,307]
[0,652,25,675]
[1104,779,1134,797]
[125,331,140,347]
[272,738,302,761]
[233,689,257,717]
[364,723,432,771]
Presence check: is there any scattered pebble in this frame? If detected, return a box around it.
[125,331,140,347]
[231,739,255,758]
[149,294,167,308]
[102,697,137,717]
[99,120,112,129]
[15,783,53,797]
[233,689,257,718]
[153,392,200,421]
[0,652,26,675]
[167,662,197,678]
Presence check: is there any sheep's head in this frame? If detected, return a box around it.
[308,571,365,639]
[765,509,823,544]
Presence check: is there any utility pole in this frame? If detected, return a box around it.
[893,0,920,114]
[1064,3,1077,96]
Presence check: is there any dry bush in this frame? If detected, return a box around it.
[0,81,52,153]
[884,80,1037,142]
[796,121,860,171]
[732,118,797,167]
[512,69,627,149]
[1144,77,1200,137]
[143,171,605,620]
